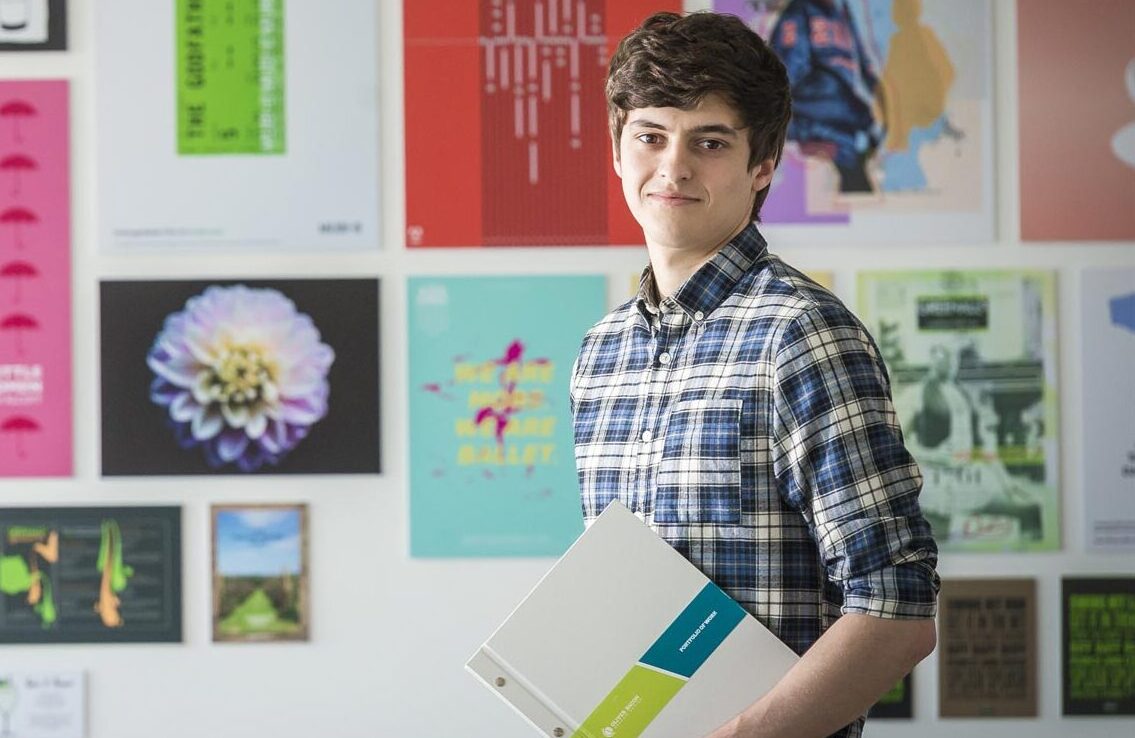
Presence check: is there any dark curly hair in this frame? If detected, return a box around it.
[606,12,792,220]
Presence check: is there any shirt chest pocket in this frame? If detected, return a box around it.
[655,399,743,524]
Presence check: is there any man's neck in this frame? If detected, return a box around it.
[647,243,718,301]
[646,223,749,300]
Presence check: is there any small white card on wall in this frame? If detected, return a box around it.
[0,672,85,738]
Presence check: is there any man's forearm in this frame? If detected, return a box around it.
[705,613,936,738]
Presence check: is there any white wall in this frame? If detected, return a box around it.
[1,1,1132,737]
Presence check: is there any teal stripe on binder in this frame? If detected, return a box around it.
[640,582,746,678]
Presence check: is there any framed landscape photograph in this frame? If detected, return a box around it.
[212,504,309,643]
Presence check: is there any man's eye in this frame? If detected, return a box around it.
[636,133,661,144]
[699,139,726,150]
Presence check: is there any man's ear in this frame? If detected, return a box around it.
[750,156,776,192]
[612,136,622,178]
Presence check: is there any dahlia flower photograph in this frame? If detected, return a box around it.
[100,279,380,475]
[146,285,333,471]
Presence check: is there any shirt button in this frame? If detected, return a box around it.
[641,430,653,442]
[658,352,671,365]
[694,311,704,321]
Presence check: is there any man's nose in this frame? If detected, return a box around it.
[658,143,693,181]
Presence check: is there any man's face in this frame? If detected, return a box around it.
[614,94,774,254]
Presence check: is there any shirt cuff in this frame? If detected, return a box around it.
[840,561,940,619]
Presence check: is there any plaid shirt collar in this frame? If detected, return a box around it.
[635,223,770,321]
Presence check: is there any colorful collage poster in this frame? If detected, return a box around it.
[212,504,309,643]
[96,0,378,251]
[1018,0,1135,241]
[100,279,380,476]
[0,507,181,644]
[857,270,1060,552]
[1081,268,1135,551]
[0,80,70,477]
[938,578,1037,718]
[0,672,85,738]
[0,0,66,51]
[1063,577,1135,716]
[404,0,678,247]
[713,0,995,244]
[408,276,606,556]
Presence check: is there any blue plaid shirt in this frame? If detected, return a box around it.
[570,224,938,738]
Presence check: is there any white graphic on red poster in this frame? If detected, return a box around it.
[0,81,71,476]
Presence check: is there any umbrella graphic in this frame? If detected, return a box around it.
[1,312,38,354]
[1,415,40,459]
[0,206,37,249]
[0,153,36,197]
[0,260,37,303]
[0,99,37,145]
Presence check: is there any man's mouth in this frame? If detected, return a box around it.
[647,192,700,205]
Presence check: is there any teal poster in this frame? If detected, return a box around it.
[408,276,606,557]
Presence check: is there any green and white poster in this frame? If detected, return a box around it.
[97,0,378,251]
[858,270,1059,551]
[408,276,606,557]
[0,507,181,643]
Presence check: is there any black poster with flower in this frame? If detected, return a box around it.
[99,279,380,475]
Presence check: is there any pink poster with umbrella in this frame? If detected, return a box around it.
[0,80,70,476]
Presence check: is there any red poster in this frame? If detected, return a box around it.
[1018,0,1135,241]
[0,80,71,476]
[405,0,676,247]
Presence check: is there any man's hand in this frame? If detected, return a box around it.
[702,614,935,738]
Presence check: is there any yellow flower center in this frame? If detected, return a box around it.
[209,345,277,406]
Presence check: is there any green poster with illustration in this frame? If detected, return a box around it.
[176,0,285,154]
[858,270,1060,552]
[408,276,606,557]
[0,507,181,643]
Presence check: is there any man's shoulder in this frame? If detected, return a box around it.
[732,255,849,321]
[581,298,637,340]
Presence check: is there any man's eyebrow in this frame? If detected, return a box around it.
[626,119,743,137]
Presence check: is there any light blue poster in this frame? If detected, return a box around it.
[408,276,606,557]
[1082,268,1135,551]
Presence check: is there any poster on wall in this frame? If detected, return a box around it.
[938,578,1037,718]
[868,674,912,719]
[96,0,378,251]
[857,270,1059,552]
[0,80,71,477]
[0,672,85,738]
[212,504,308,643]
[1082,268,1135,551]
[1018,0,1135,241]
[408,275,606,556]
[1063,577,1135,716]
[0,507,181,644]
[713,0,995,244]
[100,279,380,476]
[404,0,679,247]
[0,0,66,51]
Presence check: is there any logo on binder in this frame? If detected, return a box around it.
[603,693,642,737]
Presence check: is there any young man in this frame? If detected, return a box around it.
[570,12,939,738]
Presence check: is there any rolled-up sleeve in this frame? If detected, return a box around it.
[772,303,939,619]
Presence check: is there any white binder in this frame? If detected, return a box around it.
[466,501,799,738]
